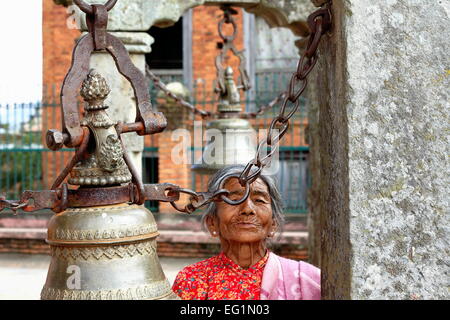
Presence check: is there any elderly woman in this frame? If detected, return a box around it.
[172,165,321,300]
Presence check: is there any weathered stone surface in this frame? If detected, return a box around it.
[306,66,321,268]
[314,0,449,299]
[70,0,314,36]
[81,31,154,53]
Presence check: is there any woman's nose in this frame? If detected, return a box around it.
[240,200,256,215]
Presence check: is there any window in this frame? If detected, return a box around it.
[146,18,183,70]
[146,12,193,93]
[277,149,310,214]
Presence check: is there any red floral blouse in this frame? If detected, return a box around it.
[172,251,269,300]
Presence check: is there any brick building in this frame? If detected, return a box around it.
[0,0,309,261]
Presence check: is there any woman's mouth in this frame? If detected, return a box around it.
[234,222,259,228]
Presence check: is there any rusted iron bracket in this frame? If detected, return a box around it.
[48,0,167,149]
[215,4,251,95]
[0,183,180,214]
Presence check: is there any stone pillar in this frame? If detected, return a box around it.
[306,65,322,268]
[314,0,449,299]
[156,83,192,213]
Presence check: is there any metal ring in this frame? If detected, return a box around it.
[218,173,251,206]
[218,18,237,42]
[166,187,199,214]
[73,0,118,14]
[212,188,230,200]
[169,201,192,214]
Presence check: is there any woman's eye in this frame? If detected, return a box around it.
[255,198,267,204]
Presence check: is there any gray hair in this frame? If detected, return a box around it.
[201,165,285,235]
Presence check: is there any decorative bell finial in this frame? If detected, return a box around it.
[217,66,242,113]
[68,70,132,186]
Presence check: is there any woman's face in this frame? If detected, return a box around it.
[209,177,276,244]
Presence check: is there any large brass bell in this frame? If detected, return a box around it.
[192,67,257,174]
[41,71,178,300]
[42,204,176,300]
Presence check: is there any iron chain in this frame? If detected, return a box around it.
[0,197,28,214]
[148,64,287,120]
[166,187,230,214]
[234,4,332,197]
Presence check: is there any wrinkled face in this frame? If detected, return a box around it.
[208,177,276,243]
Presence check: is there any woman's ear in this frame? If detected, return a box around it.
[271,219,278,234]
[205,215,218,235]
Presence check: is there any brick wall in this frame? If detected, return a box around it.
[157,131,193,213]
[42,0,81,187]
[43,0,80,91]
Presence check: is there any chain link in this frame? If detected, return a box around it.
[73,0,117,14]
[165,187,230,214]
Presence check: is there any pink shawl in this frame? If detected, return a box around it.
[260,252,321,300]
